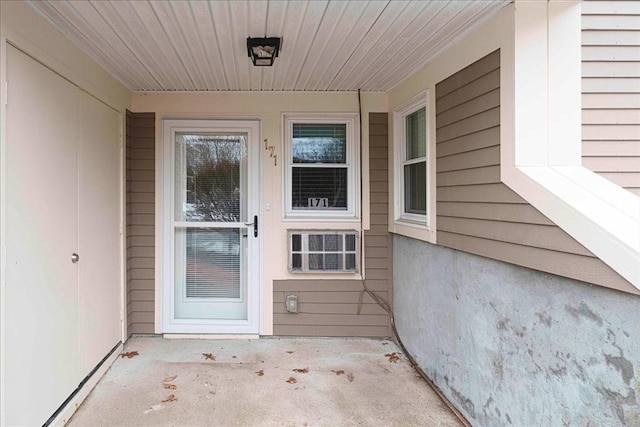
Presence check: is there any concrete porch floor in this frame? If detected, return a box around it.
[67,336,462,427]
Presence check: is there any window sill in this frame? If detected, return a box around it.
[389,220,436,244]
[283,214,360,223]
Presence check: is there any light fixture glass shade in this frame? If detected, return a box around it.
[247,37,281,66]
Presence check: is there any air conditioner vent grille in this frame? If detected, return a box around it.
[288,230,359,273]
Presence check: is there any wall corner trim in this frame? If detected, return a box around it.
[501,0,640,290]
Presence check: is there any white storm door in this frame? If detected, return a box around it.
[163,120,260,334]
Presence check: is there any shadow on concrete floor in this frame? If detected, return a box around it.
[67,336,462,427]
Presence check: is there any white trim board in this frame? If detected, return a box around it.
[501,1,639,290]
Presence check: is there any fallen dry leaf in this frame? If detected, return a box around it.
[256,369,264,377]
[293,368,309,374]
[120,351,139,359]
[346,372,355,382]
[385,352,400,363]
[162,394,177,403]
[162,383,177,390]
[286,351,294,354]
[286,377,297,384]
[163,375,177,382]
[332,370,345,375]
[202,353,215,361]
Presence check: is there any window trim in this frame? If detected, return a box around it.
[283,113,360,220]
[393,92,429,227]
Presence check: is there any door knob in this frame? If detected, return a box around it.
[71,253,80,263]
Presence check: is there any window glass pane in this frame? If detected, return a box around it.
[293,123,346,164]
[404,162,426,215]
[406,107,426,160]
[292,167,348,210]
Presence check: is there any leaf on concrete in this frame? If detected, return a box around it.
[385,352,400,363]
[332,370,345,375]
[293,368,309,374]
[162,394,177,403]
[163,375,178,382]
[120,351,139,359]
[163,383,177,390]
[256,369,264,377]
[202,353,216,361]
[346,373,355,382]
[286,377,297,384]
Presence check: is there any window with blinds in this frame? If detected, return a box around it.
[284,115,359,219]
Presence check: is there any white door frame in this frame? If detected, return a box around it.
[161,119,262,334]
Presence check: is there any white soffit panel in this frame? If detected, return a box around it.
[27,0,509,92]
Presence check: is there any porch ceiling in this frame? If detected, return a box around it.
[28,0,509,92]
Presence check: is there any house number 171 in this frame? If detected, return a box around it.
[308,198,328,208]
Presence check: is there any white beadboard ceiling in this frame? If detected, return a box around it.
[28,0,509,92]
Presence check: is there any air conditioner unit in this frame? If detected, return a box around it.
[288,230,359,273]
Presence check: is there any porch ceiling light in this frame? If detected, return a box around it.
[247,37,281,66]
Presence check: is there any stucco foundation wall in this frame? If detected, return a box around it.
[393,234,640,426]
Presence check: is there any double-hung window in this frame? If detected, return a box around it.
[284,114,359,219]
[395,94,427,224]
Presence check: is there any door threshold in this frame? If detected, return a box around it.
[163,334,260,340]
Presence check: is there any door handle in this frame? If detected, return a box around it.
[245,215,258,238]
[71,253,80,263]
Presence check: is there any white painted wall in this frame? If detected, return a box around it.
[130,91,387,335]
[0,2,131,424]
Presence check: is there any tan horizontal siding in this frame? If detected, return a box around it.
[582,61,640,77]
[273,113,392,337]
[126,111,155,336]
[437,232,636,294]
[582,2,640,196]
[435,49,636,294]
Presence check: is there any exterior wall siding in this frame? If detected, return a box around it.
[582,1,640,196]
[273,113,392,337]
[435,50,636,294]
[126,112,156,335]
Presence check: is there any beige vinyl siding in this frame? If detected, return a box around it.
[126,112,156,335]
[582,1,640,196]
[435,50,637,295]
[273,113,392,337]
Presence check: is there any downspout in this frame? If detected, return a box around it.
[356,89,470,427]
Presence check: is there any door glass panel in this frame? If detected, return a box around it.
[175,133,246,222]
[173,132,248,320]
[184,228,241,299]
